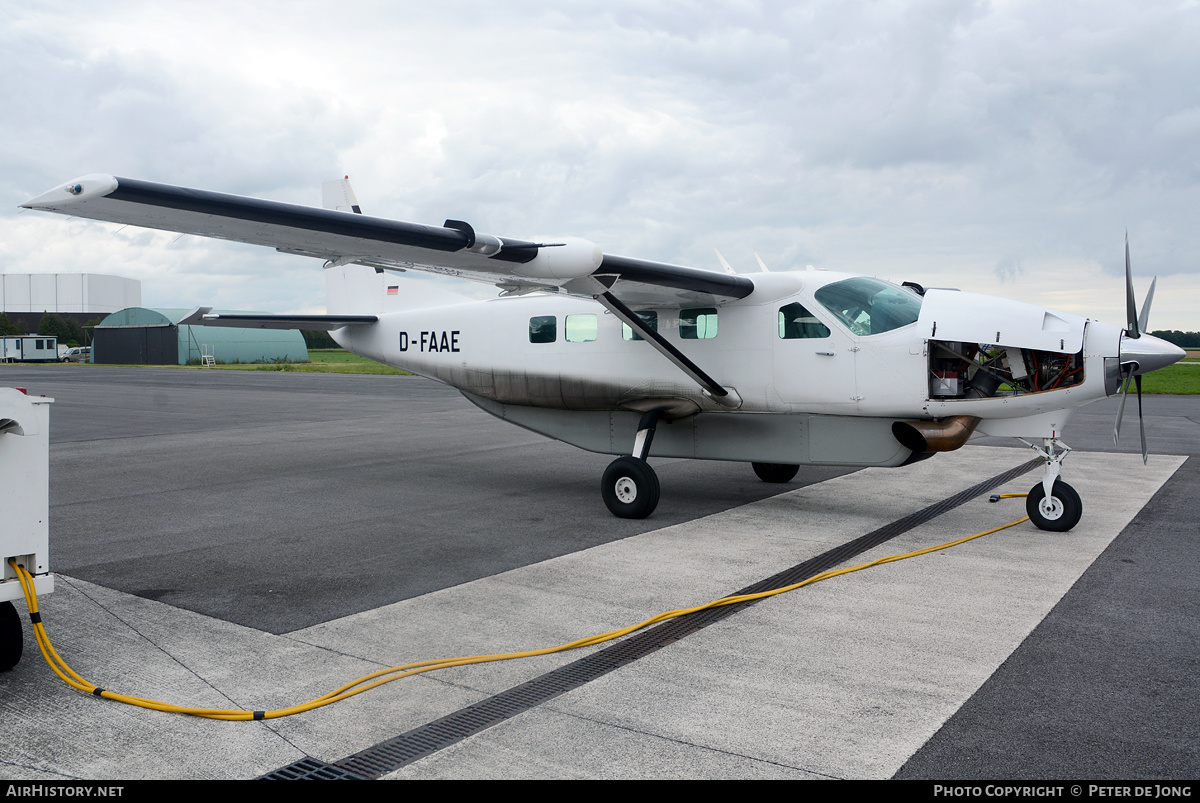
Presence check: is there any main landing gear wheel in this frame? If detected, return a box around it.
[1026,479,1082,532]
[1,601,22,672]
[602,456,660,519]
[752,462,800,483]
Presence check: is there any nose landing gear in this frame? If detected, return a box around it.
[1025,437,1082,532]
[1026,478,1082,532]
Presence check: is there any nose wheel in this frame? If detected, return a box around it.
[1026,479,1082,532]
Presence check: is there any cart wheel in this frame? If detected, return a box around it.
[1,601,22,672]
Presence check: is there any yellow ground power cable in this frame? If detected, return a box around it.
[7,501,1031,722]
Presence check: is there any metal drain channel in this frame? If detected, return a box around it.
[264,458,1039,780]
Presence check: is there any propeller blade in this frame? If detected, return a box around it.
[713,247,736,275]
[1136,373,1147,464]
[1114,365,1134,444]
[1125,234,1140,338]
[1137,277,1157,336]
[754,252,770,273]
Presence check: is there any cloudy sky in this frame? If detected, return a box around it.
[4,0,1199,330]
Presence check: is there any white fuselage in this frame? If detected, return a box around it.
[330,267,1124,464]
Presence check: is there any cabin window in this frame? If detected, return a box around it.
[565,313,598,342]
[778,303,830,339]
[680,308,718,339]
[814,277,922,336]
[621,311,659,341]
[529,315,556,343]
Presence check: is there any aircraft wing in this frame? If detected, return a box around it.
[22,175,755,307]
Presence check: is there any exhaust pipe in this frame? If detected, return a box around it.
[892,415,981,454]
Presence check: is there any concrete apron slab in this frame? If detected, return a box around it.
[366,447,1182,779]
[0,446,1184,780]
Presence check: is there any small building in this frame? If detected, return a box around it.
[1,336,59,363]
[93,308,308,365]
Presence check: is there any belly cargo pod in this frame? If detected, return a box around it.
[1,387,54,671]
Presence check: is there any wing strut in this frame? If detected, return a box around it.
[596,292,739,408]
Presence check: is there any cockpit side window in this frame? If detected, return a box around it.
[778,303,830,339]
[814,277,922,336]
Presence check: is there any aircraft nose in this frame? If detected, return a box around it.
[1120,332,1186,375]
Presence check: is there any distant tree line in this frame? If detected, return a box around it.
[301,330,338,349]
[0,312,102,345]
[34,313,102,346]
[1150,330,1200,349]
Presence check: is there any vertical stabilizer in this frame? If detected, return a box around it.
[326,264,383,315]
[322,176,362,214]
[320,178,474,318]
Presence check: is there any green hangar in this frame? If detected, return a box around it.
[93,308,308,365]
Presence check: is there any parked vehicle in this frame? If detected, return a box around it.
[1,336,59,363]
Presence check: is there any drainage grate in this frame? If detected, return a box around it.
[277,459,1040,779]
[259,756,368,780]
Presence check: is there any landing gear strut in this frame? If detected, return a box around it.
[602,409,665,519]
[1025,437,1082,532]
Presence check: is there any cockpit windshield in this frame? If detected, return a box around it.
[813,277,923,336]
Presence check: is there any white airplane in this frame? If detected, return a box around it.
[22,175,1185,529]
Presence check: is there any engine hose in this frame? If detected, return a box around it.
[6,503,1031,721]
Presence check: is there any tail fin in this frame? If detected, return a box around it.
[325,265,477,315]
[326,264,384,315]
[320,177,473,315]
[322,176,362,214]
[321,176,373,315]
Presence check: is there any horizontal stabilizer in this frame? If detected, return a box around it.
[178,307,377,330]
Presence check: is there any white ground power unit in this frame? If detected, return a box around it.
[1,387,54,671]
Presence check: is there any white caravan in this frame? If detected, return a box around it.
[22,175,1184,528]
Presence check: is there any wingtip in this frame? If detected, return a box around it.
[21,174,119,211]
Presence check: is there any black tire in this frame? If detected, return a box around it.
[1,601,22,672]
[601,456,660,519]
[1026,479,1082,532]
[752,462,800,483]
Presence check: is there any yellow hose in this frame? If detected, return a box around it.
[7,505,1031,721]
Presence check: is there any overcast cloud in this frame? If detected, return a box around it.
[3,0,1198,330]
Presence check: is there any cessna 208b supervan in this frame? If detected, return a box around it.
[22,175,1185,530]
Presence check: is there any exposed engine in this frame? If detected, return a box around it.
[927,340,1085,400]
